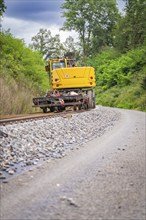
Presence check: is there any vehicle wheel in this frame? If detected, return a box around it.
[73,105,77,111]
[50,106,55,112]
[92,95,96,108]
[62,106,66,111]
[58,106,63,112]
[87,90,96,108]
[42,107,48,113]
[78,105,82,110]
[83,103,88,110]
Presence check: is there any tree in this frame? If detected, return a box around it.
[63,36,81,60]
[30,29,62,57]
[125,0,146,48]
[114,0,146,52]
[113,15,129,52]
[90,0,119,54]
[0,0,6,16]
[61,0,119,56]
[63,36,76,52]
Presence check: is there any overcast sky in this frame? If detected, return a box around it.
[1,0,125,45]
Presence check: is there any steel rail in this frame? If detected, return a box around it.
[0,109,86,125]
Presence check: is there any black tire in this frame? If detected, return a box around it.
[73,105,77,111]
[87,90,96,108]
[78,105,82,110]
[92,95,96,108]
[50,106,55,112]
[83,103,88,110]
[42,107,48,113]
[58,106,63,112]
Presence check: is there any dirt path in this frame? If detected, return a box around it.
[0,107,145,220]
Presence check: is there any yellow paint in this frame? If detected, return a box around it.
[52,66,96,89]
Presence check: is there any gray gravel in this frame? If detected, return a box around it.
[0,107,120,178]
[1,107,145,220]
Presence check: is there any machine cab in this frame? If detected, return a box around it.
[52,60,66,70]
[45,59,67,74]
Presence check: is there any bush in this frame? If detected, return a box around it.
[89,46,146,111]
[0,32,50,115]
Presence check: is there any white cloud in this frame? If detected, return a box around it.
[2,16,78,45]
[2,0,124,47]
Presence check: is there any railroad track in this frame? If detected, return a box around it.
[0,109,86,125]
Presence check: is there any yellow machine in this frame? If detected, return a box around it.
[33,55,96,113]
[52,66,95,89]
[45,58,96,89]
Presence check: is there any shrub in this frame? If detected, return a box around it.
[90,46,146,111]
[0,32,50,114]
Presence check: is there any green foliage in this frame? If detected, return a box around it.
[0,32,49,114]
[1,1,146,114]
[114,0,146,52]
[61,0,146,58]
[88,46,146,111]
[30,29,79,59]
[0,0,6,16]
[61,0,119,56]
[30,29,63,57]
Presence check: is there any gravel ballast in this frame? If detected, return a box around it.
[0,107,120,179]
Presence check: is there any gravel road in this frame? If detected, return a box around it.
[0,106,145,220]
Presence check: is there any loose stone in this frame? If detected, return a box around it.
[0,107,120,178]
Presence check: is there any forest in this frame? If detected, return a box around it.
[0,0,146,114]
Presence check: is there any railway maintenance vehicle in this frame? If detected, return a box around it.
[32,53,96,113]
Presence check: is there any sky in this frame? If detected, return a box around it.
[1,0,125,46]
